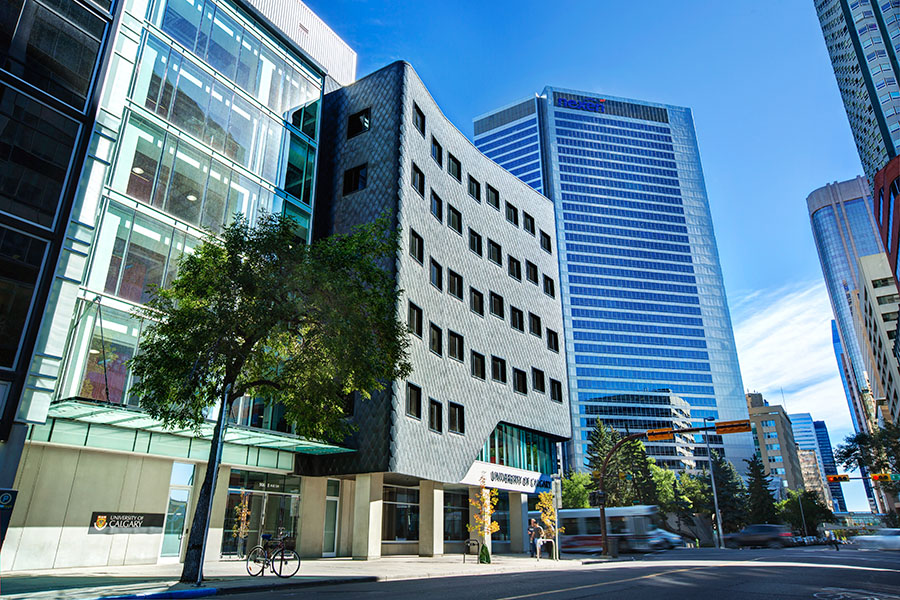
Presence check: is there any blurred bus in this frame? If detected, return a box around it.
[529,505,666,553]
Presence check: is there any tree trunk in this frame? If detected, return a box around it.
[180,389,232,584]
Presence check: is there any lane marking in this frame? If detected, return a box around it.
[496,567,702,600]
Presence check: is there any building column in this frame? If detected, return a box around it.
[351,472,383,560]
[468,486,491,553]
[508,491,528,554]
[418,480,443,557]
[298,476,327,558]
[203,464,231,564]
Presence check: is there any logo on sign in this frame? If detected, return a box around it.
[556,97,606,113]
[93,515,108,531]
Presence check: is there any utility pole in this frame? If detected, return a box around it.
[704,417,724,549]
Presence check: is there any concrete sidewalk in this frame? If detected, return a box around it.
[0,554,605,600]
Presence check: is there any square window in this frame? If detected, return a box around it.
[429,323,442,356]
[540,231,552,253]
[409,229,424,264]
[343,163,367,195]
[449,402,465,434]
[488,240,502,265]
[486,185,500,210]
[430,258,443,290]
[449,154,462,181]
[513,368,527,394]
[468,176,481,202]
[469,229,483,256]
[489,292,504,318]
[526,261,538,284]
[407,301,423,337]
[448,330,464,361]
[413,103,425,136]
[448,269,463,299]
[510,307,524,331]
[471,351,486,379]
[431,136,443,166]
[348,108,370,138]
[523,212,535,235]
[428,398,442,432]
[470,288,484,316]
[550,379,563,403]
[547,329,559,352]
[508,256,522,280]
[543,275,555,298]
[406,382,422,419]
[529,312,541,337]
[431,191,443,222]
[505,203,519,226]
[491,356,507,383]
[412,163,425,196]
[532,368,546,393]
[448,204,462,234]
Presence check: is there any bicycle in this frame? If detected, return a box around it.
[246,529,300,578]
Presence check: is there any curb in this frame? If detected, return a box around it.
[89,589,217,600]
[85,576,379,600]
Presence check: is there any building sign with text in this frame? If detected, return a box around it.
[555,96,606,113]
[88,512,165,535]
[460,461,552,494]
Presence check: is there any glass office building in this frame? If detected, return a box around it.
[474,88,754,473]
[815,419,847,512]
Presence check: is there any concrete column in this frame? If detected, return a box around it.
[351,472,383,560]
[298,476,327,558]
[508,491,528,554]
[418,480,443,557]
[203,464,231,563]
[468,486,491,553]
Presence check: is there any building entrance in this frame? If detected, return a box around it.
[221,469,301,557]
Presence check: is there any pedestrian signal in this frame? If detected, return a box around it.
[826,474,850,483]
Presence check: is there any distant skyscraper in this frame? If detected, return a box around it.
[792,413,835,507]
[815,420,848,512]
[814,0,900,180]
[474,89,754,473]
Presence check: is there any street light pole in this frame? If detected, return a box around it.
[704,417,724,549]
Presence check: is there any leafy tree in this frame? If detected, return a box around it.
[585,422,657,506]
[710,451,748,533]
[651,464,691,517]
[620,439,659,506]
[467,476,500,563]
[745,454,778,524]
[835,422,900,499]
[129,214,411,583]
[537,491,562,559]
[561,472,593,509]
[679,471,711,516]
[777,489,834,535]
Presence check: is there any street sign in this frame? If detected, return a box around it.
[715,419,751,435]
[827,474,850,483]
[646,428,674,441]
[0,489,17,549]
[891,474,900,481]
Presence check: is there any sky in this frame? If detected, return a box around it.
[305,0,872,510]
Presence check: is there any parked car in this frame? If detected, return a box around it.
[853,529,900,550]
[724,524,794,549]
[656,529,687,549]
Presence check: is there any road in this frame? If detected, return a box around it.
[225,547,900,600]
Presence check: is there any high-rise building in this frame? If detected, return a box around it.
[814,0,900,181]
[814,419,848,512]
[473,89,754,473]
[799,448,834,508]
[792,412,837,507]
[746,393,804,495]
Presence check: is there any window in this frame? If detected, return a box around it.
[469,229,483,256]
[409,229,424,263]
[471,351,486,379]
[529,313,542,336]
[486,185,500,210]
[449,403,465,434]
[448,270,463,299]
[490,292,504,318]
[532,368,546,393]
[510,307,524,331]
[488,240,502,265]
[406,383,422,419]
[543,275,555,297]
[413,103,425,136]
[448,331,464,361]
[430,258,443,290]
[508,257,522,280]
[540,231,552,253]
[526,261,539,284]
[429,323,443,355]
[429,398,442,432]
[468,176,481,202]
[491,356,507,383]
[547,329,559,352]
[505,203,519,226]
[383,485,419,541]
[431,191,443,222]
[431,136,443,166]
[448,204,462,234]
[407,302,423,337]
[523,212,535,235]
[470,288,484,316]
[550,379,563,403]
[513,368,528,394]
[343,164,367,194]
[412,163,425,196]
[449,154,462,181]
[874,277,894,288]
[347,108,370,138]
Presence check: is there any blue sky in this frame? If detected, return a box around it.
[306,0,871,510]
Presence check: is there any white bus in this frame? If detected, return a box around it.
[529,505,667,553]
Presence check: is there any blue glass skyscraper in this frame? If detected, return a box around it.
[474,89,754,473]
[814,419,847,512]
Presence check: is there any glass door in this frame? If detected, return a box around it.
[160,462,194,559]
[323,479,340,556]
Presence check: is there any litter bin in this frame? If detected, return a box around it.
[607,537,619,558]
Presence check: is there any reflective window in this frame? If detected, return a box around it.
[76,304,143,405]
[382,486,419,542]
[0,226,47,368]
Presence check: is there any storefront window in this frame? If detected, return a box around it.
[382,485,419,542]
[494,492,510,542]
[77,304,142,405]
[223,469,301,557]
[477,424,553,474]
[443,491,468,542]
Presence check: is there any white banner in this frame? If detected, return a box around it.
[459,461,553,494]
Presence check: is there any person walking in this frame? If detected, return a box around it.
[528,518,544,558]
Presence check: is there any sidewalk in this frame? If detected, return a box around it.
[0,554,607,600]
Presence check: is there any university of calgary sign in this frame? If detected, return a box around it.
[88,511,165,535]
[556,96,606,113]
[460,461,553,494]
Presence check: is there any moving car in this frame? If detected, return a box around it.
[656,528,687,549]
[724,524,794,549]
[853,528,900,550]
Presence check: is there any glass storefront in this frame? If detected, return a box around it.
[221,469,301,556]
[477,424,554,474]
[382,485,419,542]
[443,490,468,542]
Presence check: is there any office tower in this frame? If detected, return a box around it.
[872,157,900,289]
[799,448,835,508]
[745,393,804,495]
[3,0,357,571]
[815,419,848,512]
[474,89,754,474]
[814,0,900,181]
[792,413,837,506]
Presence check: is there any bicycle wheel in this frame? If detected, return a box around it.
[246,546,267,576]
[272,548,300,578]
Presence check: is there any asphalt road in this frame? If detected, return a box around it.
[224,547,900,600]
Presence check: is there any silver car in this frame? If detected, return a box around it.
[854,528,900,550]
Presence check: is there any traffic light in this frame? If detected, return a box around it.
[715,419,751,435]
[826,474,850,483]
[871,473,892,481]
[646,428,674,441]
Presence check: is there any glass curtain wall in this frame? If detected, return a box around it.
[477,424,553,474]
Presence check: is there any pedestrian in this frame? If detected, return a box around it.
[528,519,538,557]
[828,530,840,551]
